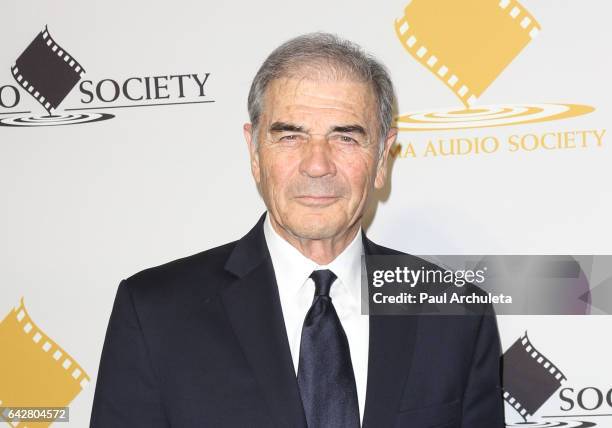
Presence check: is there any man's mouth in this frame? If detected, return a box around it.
[294,195,340,206]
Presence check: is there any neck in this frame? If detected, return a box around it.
[269,215,360,265]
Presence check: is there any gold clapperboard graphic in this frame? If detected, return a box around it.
[394,0,594,130]
[0,299,89,427]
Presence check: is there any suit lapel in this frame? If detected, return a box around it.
[220,213,307,428]
[361,235,420,428]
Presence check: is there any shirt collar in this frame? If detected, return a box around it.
[263,211,364,305]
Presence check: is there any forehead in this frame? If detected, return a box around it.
[262,75,376,128]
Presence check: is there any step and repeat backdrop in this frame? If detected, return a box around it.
[1,0,610,426]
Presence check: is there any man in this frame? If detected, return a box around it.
[90,33,504,427]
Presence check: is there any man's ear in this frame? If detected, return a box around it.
[374,127,397,190]
[244,123,261,184]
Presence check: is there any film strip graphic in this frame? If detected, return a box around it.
[394,0,541,107]
[0,298,89,428]
[9,65,48,112]
[503,332,566,420]
[10,25,85,115]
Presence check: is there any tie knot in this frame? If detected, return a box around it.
[309,269,337,297]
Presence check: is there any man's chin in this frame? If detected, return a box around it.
[284,213,346,241]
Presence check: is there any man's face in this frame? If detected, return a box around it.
[244,74,396,241]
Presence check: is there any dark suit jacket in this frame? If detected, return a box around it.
[90,212,504,428]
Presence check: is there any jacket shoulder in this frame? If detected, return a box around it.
[365,237,440,269]
[121,240,238,302]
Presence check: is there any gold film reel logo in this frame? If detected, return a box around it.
[0,299,89,428]
[394,0,594,130]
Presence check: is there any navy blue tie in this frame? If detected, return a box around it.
[297,269,360,428]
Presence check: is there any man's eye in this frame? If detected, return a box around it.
[333,135,359,145]
[278,134,304,143]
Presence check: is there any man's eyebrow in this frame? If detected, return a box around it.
[329,125,367,135]
[268,122,367,135]
[269,122,307,133]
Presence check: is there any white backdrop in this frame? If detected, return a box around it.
[1,0,610,426]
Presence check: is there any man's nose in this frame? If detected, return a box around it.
[299,135,337,178]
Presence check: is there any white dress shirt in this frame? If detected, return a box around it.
[263,212,369,424]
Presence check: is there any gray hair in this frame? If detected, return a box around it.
[247,32,396,154]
